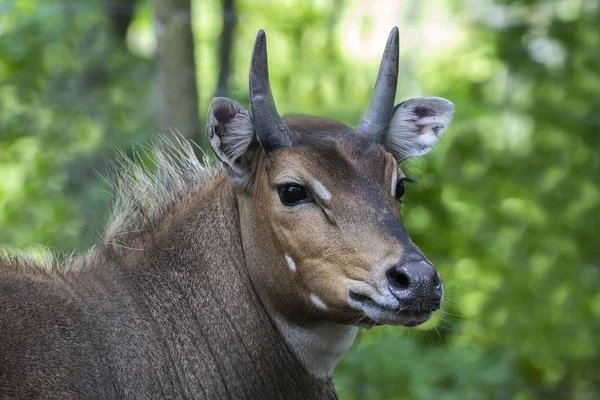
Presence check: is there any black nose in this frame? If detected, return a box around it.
[386,260,443,309]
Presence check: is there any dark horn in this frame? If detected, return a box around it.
[249,30,293,153]
[357,27,400,141]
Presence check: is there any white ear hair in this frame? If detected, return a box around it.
[385,97,455,161]
[206,97,255,186]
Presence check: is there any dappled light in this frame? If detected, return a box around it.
[1,0,598,398]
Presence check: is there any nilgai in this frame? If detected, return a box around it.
[0,27,455,399]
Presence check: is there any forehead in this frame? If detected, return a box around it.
[275,116,391,181]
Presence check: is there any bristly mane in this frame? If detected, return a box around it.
[0,136,220,272]
[103,135,220,252]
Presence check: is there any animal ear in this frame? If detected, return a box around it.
[206,97,256,185]
[384,97,455,162]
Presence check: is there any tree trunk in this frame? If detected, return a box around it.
[214,0,236,98]
[154,0,203,145]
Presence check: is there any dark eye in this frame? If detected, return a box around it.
[395,179,405,200]
[395,177,414,200]
[278,184,310,206]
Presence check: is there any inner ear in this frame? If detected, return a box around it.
[385,97,455,162]
[206,97,256,185]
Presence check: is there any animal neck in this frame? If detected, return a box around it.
[117,174,337,398]
[237,192,358,379]
[274,316,358,379]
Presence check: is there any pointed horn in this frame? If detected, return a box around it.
[357,27,400,141]
[249,30,293,153]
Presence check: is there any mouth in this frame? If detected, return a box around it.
[348,291,435,327]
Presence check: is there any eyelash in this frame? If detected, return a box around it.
[395,177,416,201]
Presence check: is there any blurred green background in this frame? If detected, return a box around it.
[1,0,598,398]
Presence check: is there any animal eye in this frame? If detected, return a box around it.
[395,179,405,200]
[278,184,310,206]
[395,177,414,200]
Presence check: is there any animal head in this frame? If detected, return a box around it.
[206,28,454,328]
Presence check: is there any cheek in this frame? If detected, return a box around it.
[274,222,375,310]
[270,213,346,291]
[295,260,354,314]
[270,207,331,254]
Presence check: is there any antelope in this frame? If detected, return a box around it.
[0,28,454,399]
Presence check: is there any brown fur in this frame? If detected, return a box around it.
[238,122,404,326]
[0,154,338,399]
[1,112,444,397]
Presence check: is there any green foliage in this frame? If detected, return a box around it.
[0,0,154,251]
[335,1,600,398]
[1,0,598,398]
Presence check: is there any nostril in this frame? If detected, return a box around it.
[386,267,410,290]
[431,273,443,299]
[433,273,442,291]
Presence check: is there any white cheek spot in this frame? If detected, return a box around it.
[285,254,296,272]
[391,169,398,196]
[312,180,331,201]
[310,293,328,310]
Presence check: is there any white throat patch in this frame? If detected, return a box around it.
[274,316,358,379]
